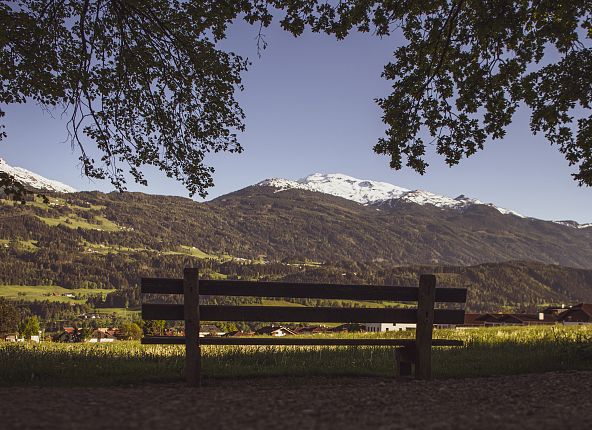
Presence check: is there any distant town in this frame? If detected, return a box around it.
[5,303,591,343]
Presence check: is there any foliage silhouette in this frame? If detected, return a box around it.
[2,2,592,196]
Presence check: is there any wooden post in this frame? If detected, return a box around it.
[394,346,414,378]
[184,268,201,387]
[415,274,436,380]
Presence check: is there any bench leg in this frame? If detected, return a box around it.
[186,345,201,387]
[184,268,201,387]
[395,346,415,378]
[416,274,436,380]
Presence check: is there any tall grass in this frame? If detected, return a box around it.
[1,325,591,386]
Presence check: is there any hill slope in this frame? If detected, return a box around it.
[1,184,592,268]
[1,187,592,310]
[210,185,592,267]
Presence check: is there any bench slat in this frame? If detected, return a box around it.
[141,336,463,347]
[142,304,465,324]
[141,278,467,303]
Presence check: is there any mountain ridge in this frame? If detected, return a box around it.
[258,172,523,216]
[256,173,592,226]
[2,165,592,312]
[0,158,589,228]
[1,185,592,311]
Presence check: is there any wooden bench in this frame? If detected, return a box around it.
[141,268,467,386]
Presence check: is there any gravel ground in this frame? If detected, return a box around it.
[2,371,591,430]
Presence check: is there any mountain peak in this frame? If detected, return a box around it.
[0,158,76,193]
[258,173,409,205]
[257,172,523,217]
[297,173,410,204]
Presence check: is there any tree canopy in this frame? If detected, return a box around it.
[0,297,20,335]
[1,0,253,197]
[1,1,592,197]
[19,314,40,338]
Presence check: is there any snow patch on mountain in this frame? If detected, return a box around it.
[554,220,592,229]
[257,173,523,217]
[0,158,76,193]
[259,173,409,204]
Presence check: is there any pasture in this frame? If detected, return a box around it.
[0,285,115,303]
[1,325,591,387]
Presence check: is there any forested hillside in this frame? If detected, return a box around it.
[1,188,592,313]
[1,240,592,312]
[1,186,592,267]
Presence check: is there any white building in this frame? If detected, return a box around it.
[255,325,297,336]
[365,323,416,332]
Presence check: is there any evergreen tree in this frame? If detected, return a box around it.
[0,298,20,335]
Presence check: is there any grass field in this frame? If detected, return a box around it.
[1,325,591,387]
[78,241,251,267]
[91,307,141,317]
[0,239,39,252]
[36,214,122,231]
[0,285,115,303]
[26,194,123,232]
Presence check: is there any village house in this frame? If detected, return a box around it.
[3,332,41,342]
[54,327,83,342]
[462,312,557,327]
[465,313,505,326]
[293,325,328,335]
[330,323,365,333]
[463,313,484,326]
[88,330,116,343]
[54,331,75,342]
[557,303,592,325]
[87,327,119,342]
[364,322,416,332]
[497,313,557,326]
[542,305,568,316]
[78,313,102,320]
[198,325,225,337]
[224,330,255,337]
[255,325,297,337]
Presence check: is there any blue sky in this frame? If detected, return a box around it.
[1,20,591,223]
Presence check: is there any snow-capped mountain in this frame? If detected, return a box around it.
[257,173,523,217]
[0,158,76,193]
[259,173,409,204]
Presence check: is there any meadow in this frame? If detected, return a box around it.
[0,285,115,303]
[1,325,591,387]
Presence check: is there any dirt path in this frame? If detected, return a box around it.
[2,371,590,430]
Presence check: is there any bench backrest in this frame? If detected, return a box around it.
[141,273,467,325]
[141,268,467,385]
